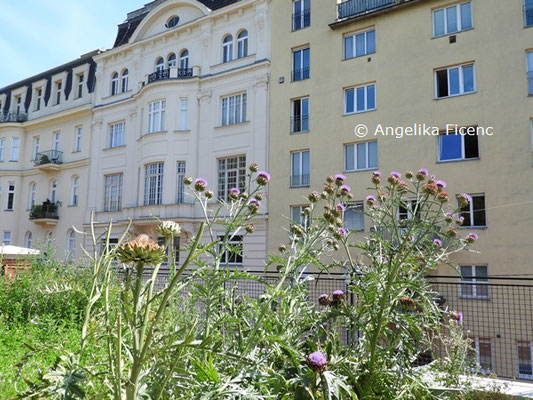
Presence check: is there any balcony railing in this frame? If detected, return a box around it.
[290,115,310,133]
[292,9,311,31]
[292,67,310,82]
[147,68,193,84]
[0,112,28,123]
[338,0,395,20]
[29,201,60,221]
[525,4,533,27]
[529,71,533,96]
[291,174,310,187]
[34,150,63,166]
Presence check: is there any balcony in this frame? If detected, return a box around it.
[529,71,533,96]
[147,67,193,84]
[34,150,63,172]
[291,174,310,188]
[0,112,28,123]
[333,0,422,27]
[291,115,309,134]
[525,3,533,27]
[29,201,60,226]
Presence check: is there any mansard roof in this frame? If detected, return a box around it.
[113,0,242,48]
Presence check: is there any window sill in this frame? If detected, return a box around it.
[138,131,168,141]
[291,77,311,83]
[68,204,78,208]
[458,296,490,301]
[458,226,487,230]
[343,52,376,62]
[290,130,309,135]
[343,108,376,116]
[72,150,81,154]
[215,121,250,129]
[431,27,474,39]
[213,54,256,68]
[102,90,132,101]
[291,26,311,33]
[345,167,378,173]
[436,157,480,164]
[290,185,310,189]
[103,145,126,151]
[173,129,191,134]
[435,91,477,101]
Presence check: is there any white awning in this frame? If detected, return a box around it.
[0,245,40,258]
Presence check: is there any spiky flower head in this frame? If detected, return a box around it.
[433,238,443,248]
[334,227,347,240]
[340,184,351,194]
[194,178,207,192]
[332,290,345,303]
[398,180,409,192]
[435,180,447,190]
[458,193,472,207]
[405,171,414,179]
[334,174,346,186]
[184,176,193,185]
[416,168,429,180]
[278,244,287,253]
[117,234,165,265]
[388,171,401,185]
[326,176,335,184]
[450,310,463,323]
[245,224,255,234]
[318,294,332,306]
[308,191,321,203]
[229,187,241,200]
[249,163,259,173]
[372,171,382,184]
[336,203,346,213]
[248,198,261,213]
[256,171,271,186]
[366,195,376,206]
[465,232,478,244]
[254,192,263,201]
[422,183,439,196]
[205,190,214,199]
[437,191,450,203]
[307,351,328,373]
[157,221,181,239]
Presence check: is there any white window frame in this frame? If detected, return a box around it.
[292,47,310,81]
[111,73,119,96]
[176,161,186,204]
[344,201,365,231]
[433,1,473,37]
[6,182,15,211]
[25,231,33,248]
[344,83,376,114]
[344,28,376,60]
[74,126,83,152]
[155,57,165,72]
[0,138,5,161]
[28,182,36,209]
[221,93,247,126]
[223,35,234,63]
[435,64,476,99]
[518,341,533,380]
[291,150,310,188]
[292,0,311,31]
[53,132,61,152]
[10,137,20,161]
[2,231,11,245]
[67,229,76,259]
[49,179,57,203]
[290,205,309,228]
[459,265,489,300]
[104,173,123,212]
[77,73,84,98]
[438,131,479,162]
[15,95,22,114]
[291,97,310,134]
[35,88,42,111]
[144,162,164,206]
[217,155,247,201]
[121,70,129,92]
[344,140,378,172]
[32,136,40,160]
[179,50,189,70]
[167,53,177,68]
[179,98,188,130]
[108,121,125,148]
[148,100,166,133]
[55,81,62,105]
[218,233,244,266]
[459,193,486,228]
[472,337,493,374]
[237,30,248,59]
[71,176,80,206]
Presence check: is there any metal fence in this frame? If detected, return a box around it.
[129,268,533,381]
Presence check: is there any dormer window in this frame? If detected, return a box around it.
[166,15,180,29]
[111,72,119,96]
[55,81,62,105]
[35,88,42,111]
[77,73,84,98]
[15,96,22,114]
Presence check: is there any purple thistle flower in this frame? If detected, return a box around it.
[318,294,331,306]
[390,171,401,179]
[230,187,241,196]
[373,171,382,177]
[435,180,447,189]
[433,238,443,247]
[340,184,351,193]
[457,312,463,323]
[366,195,376,205]
[336,203,346,212]
[248,198,261,206]
[418,168,428,176]
[337,227,347,237]
[194,178,208,192]
[334,174,346,183]
[256,171,271,186]
[465,232,479,243]
[307,351,328,373]
[332,290,345,303]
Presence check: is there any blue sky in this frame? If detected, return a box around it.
[0,0,148,88]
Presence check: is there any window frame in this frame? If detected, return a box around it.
[344,201,365,231]
[179,98,188,131]
[218,233,244,266]
[518,341,533,380]
[6,182,15,211]
[144,162,164,206]
[217,155,247,201]
[179,50,189,70]
[458,193,486,228]
[223,35,234,63]
[292,47,310,81]
[104,173,123,212]
[291,97,310,134]
[28,182,36,209]
[2,231,11,245]
[237,30,249,59]
[76,73,84,98]
[108,121,125,148]
[121,69,129,92]
[435,64,476,99]
[221,92,247,126]
[25,231,33,248]
[176,161,187,204]
[67,229,76,258]
[55,80,62,105]
[459,265,489,300]
[32,136,40,160]
[0,138,5,162]
[148,100,166,133]
[290,150,310,188]
[471,337,493,374]
[432,1,473,37]
[290,205,309,228]
[49,179,57,203]
[344,28,376,60]
[344,83,376,115]
[71,176,80,206]
[35,88,43,111]
[292,0,311,31]
[10,137,20,161]
[74,126,83,152]
[344,140,378,172]
[437,130,479,162]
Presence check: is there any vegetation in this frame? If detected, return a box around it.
[1,167,490,399]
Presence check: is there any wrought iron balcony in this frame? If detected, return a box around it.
[338,0,396,20]
[0,112,28,123]
[34,150,63,167]
[525,3,533,27]
[529,71,533,96]
[147,68,193,84]
[291,174,310,188]
[290,115,309,133]
[30,201,60,224]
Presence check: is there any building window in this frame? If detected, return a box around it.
[108,121,125,148]
[35,88,42,111]
[221,93,247,126]
[3,231,11,245]
[398,199,420,221]
[28,182,36,209]
[344,29,375,60]
[77,73,84,98]
[55,81,62,105]
[217,155,246,201]
[0,139,5,161]
[518,342,533,379]
[460,265,488,299]
[10,137,20,161]
[435,64,475,98]
[433,1,472,37]
[148,100,166,133]
[291,150,310,187]
[291,97,309,133]
[104,173,123,212]
[459,194,486,227]
[15,95,22,114]
[32,137,40,160]
[71,176,79,206]
[49,179,57,203]
[345,141,378,171]
[167,53,177,67]
[176,161,186,204]
[179,98,188,130]
[111,73,119,96]
[218,234,243,266]
[471,337,492,374]
[223,35,234,63]
[156,57,165,72]
[53,132,61,152]
[179,50,189,70]
[528,51,533,95]
[74,126,83,152]
[25,232,33,248]
[438,131,479,161]
[292,0,311,31]
[344,202,364,231]
[6,183,15,211]
[121,69,129,92]
[67,229,76,258]
[345,84,376,114]
[292,47,310,81]
[526,0,533,27]
[237,30,248,59]
[290,205,309,228]
[166,15,180,28]
[144,162,164,206]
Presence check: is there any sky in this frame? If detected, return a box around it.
[0,0,148,88]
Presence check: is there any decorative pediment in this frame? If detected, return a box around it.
[129,0,209,44]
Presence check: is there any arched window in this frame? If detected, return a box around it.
[223,35,233,63]
[49,179,57,203]
[155,57,165,72]
[71,176,79,206]
[237,30,248,59]
[179,49,189,70]
[67,229,76,259]
[28,182,36,209]
[121,69,129,92]
[167,53,177,67]
[111,72,119,95]
[166,15,180,29]
[25,232,33,248]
